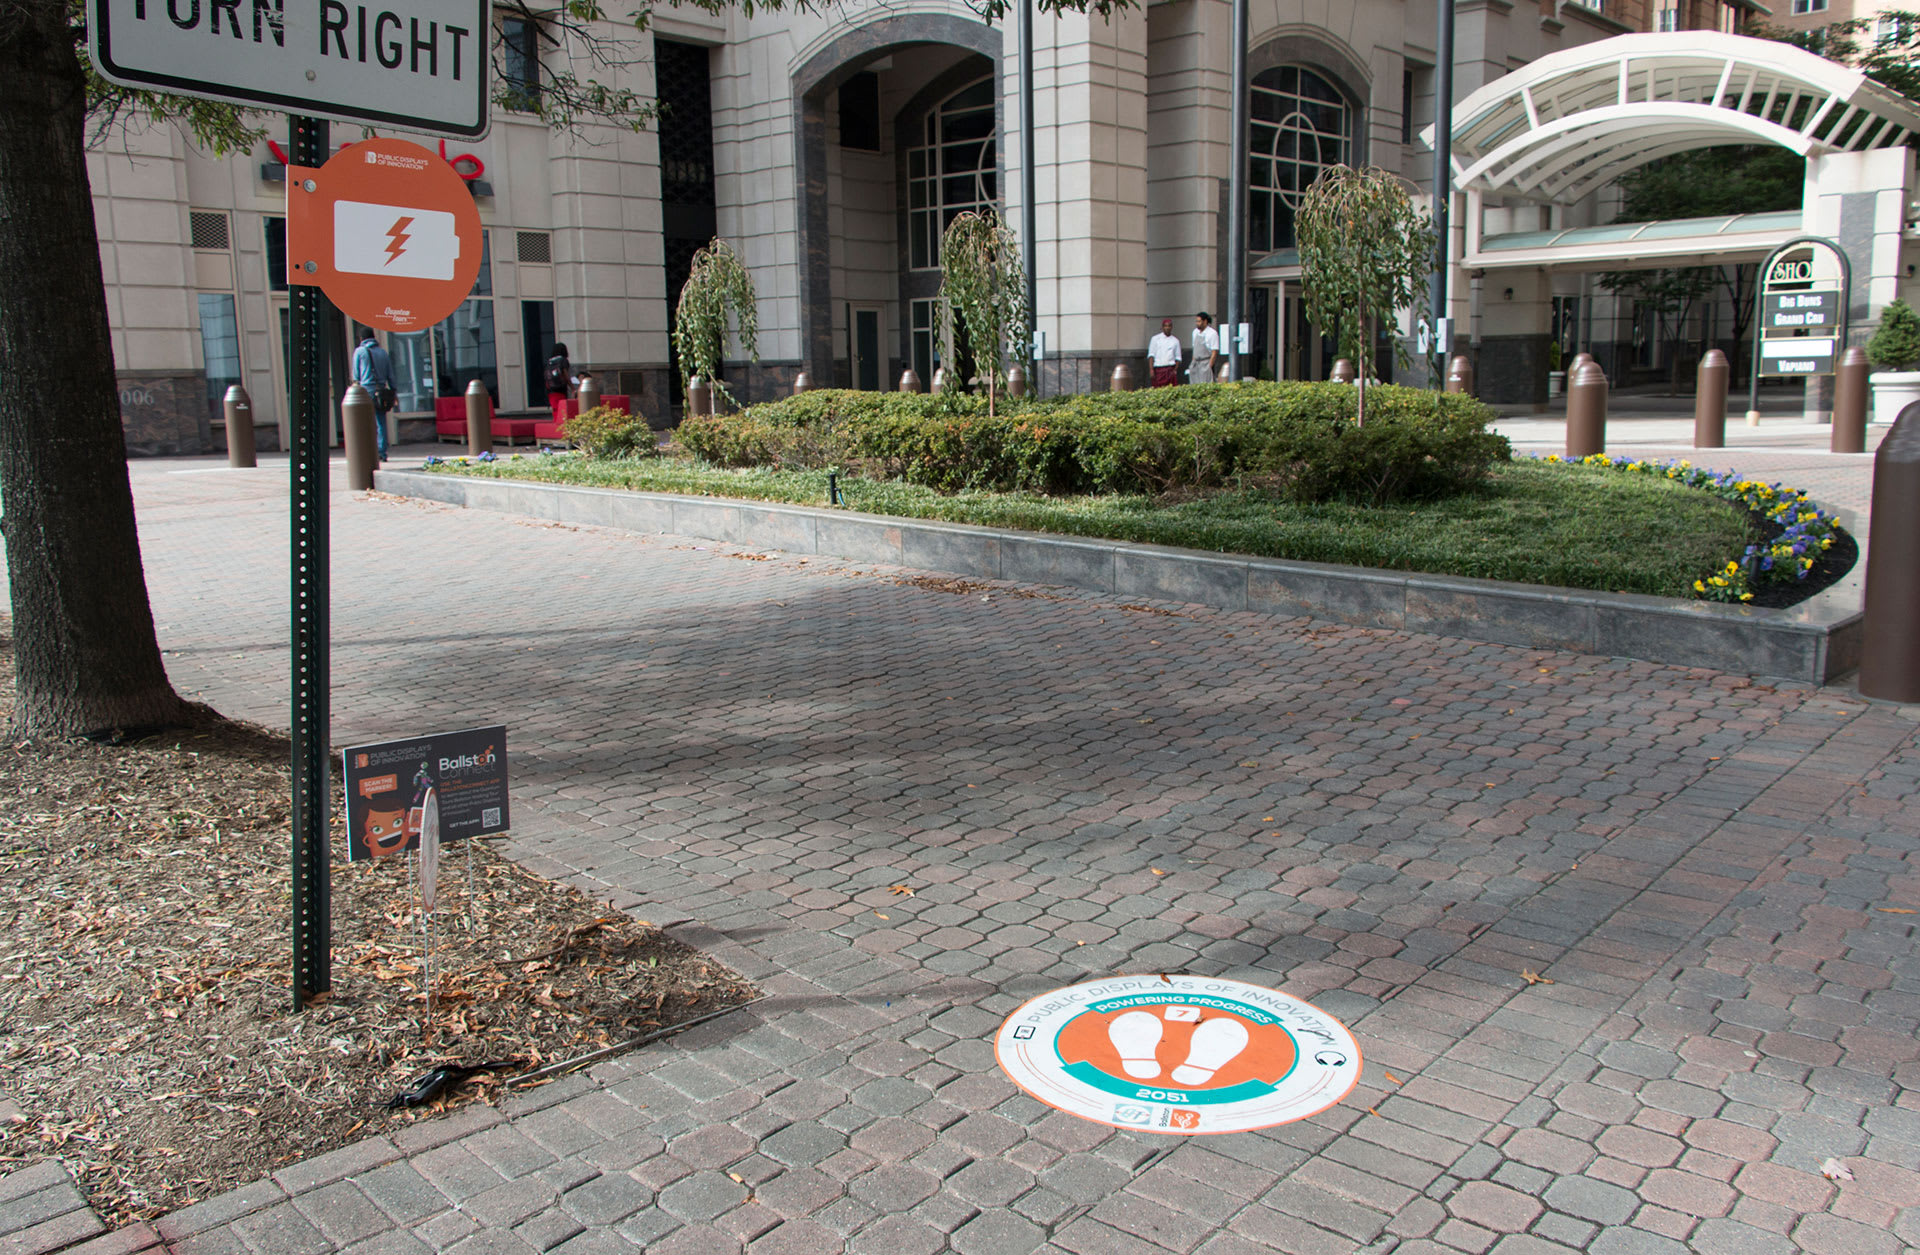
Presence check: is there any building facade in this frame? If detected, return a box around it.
[85,0,1915,453]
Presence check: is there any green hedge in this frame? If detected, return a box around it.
[675,381,1507,504]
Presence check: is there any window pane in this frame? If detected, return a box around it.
[943,109,993,143]
[946,80,993,111]
[502,18,540,112]
[389,330,435,412]
[265,217,288,292]
[197,293,242,429]
[944,140,987,175]
[469,230,493,297]
[433,299,497,401]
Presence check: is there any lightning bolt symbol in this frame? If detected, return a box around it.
[384,216,414,266]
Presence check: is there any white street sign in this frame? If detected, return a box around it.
[89,0,489,137]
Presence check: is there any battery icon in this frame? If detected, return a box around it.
[333,201,462,281]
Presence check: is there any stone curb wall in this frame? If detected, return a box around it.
[376,470,1862,684]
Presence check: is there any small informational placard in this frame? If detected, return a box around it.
[1760,337,1837,377]
[1764,291,1839,331]
[342,725,508,861]
[995,975,1360,1135]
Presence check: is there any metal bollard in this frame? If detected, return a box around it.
[1111,362,1133,392]
[931,367,951,394]
[1694,349,1729,449]
[1445,355,1474,396]
[464,378,492,455]
[223,384,256,468]
[686,376,712,417]
[898,368,921,394]
[793,370,812,395]
[1006,365,1027,398]
[342,383,377,490]
[1833,347,1869,454]
[1569,352,1594,376]
[576,371,602,417]
[1565,360,1608,457]
[1860,402,1920,700]
[1329,359,1356,384]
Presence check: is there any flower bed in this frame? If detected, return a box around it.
[1536,454,1842,604]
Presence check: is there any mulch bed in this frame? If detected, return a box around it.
[0,624,755,1226]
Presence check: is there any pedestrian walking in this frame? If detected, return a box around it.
[1189,313,1220,384]
[1147,318,1182,387]
[350,328,396,462]
[545,342,573,414]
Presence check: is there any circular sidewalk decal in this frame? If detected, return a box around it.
[994,975,1361,1135]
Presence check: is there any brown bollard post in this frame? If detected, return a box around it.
[1833,347,1869,454]
[464,378,492,455]
[223,384,256,468]
[1111,362,1134,392]
[575,371,602,417]
[1330,359,1356,384]
[793,370,812,395]
[1693,349,1729,449]
[1445,355,1474,395]
[1570,352,1594,375]
[898,368,921,393]
[1860,403,1920,700]
[687,376,712,417]
[1006,365,1027,398]
[342,383,377,490]
[1565,360,1608,458]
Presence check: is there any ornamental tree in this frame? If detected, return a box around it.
[673,238,760,409]
[936,209,1030,417]
[1294,165,1435,423]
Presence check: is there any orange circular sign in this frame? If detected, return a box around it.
[285,137,483,333]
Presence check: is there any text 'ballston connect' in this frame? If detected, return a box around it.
[129,0,472,80]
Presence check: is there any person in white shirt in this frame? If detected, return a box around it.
[1190,312,1220,384]
[1146,318,1182,387]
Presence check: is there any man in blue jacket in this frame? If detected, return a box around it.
[351,328,396,461]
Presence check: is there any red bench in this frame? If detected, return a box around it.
[434,396,538,445]
[535,395,631,444]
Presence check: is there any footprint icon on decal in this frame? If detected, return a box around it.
[1171,1017,1250,1085]
[1108,1010,1165,1079]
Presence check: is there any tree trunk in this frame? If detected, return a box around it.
[0,0,202,737]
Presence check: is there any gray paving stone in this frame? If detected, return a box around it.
[85,452,1920,1255]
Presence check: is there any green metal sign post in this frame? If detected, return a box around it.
[289,115,333,1011]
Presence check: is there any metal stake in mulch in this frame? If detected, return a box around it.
[417,789,442,1026]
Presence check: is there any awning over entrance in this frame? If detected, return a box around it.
[1425,32,1920,205]
[1468,208,1802,270]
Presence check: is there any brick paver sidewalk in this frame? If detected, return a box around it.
[4,450,1917,1254]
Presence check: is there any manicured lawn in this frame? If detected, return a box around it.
[424,453,1754,599]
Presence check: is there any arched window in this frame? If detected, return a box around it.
[907,78,997,271]
[1249,66,1352,254]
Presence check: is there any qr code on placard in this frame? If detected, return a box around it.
[482,807,501,827]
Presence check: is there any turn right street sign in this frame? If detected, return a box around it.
[89,0,489,137]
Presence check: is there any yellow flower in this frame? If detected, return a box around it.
[1740,593,1753,601]
[1710,576,1728,587]
[1694,580,1707,592]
